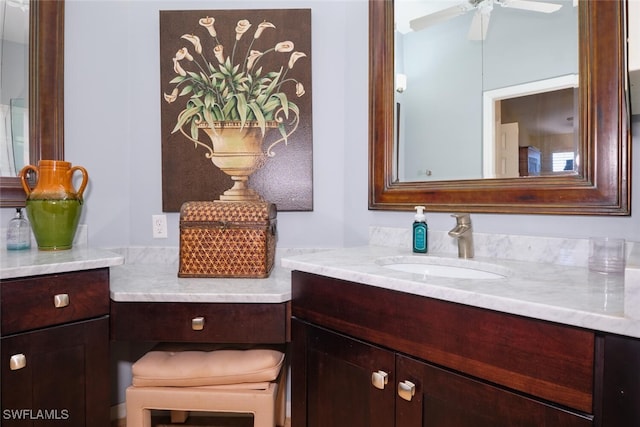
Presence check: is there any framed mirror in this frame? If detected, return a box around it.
[0,0,64,207]
[369,0,630,215]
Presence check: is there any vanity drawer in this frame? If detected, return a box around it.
[110,301,289,343]
[292,271,595,414]
[1,269,110,335]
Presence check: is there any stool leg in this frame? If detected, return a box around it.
[125,407,152,427]
[253,409,276,427]
[275,367,287,427]
[171,410,189,423]
[252,389,276,427]
[126,387,153,427]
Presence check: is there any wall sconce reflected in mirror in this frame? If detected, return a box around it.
[396,74,407,93]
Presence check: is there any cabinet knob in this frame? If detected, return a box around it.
[371,370,389,390]
[9,354,26,370]
[191,316,205,331]
[398,380,416,401]
[54,293,70,308]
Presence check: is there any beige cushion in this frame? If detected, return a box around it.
[132,349,284,387]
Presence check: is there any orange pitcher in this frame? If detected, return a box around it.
[19,160,88,250]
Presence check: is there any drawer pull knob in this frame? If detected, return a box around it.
[10,354,26,370]
[191,317,205,331]
[54,294,70,308]
[371,370,389,390]
[398,380,416,401]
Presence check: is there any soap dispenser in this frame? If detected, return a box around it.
[6,208,31,250]
[412,206,428,253]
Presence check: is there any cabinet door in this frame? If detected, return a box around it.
[600,334,640,426]
[396,354,593,427]
[1,317,110,427]
[291,319,395,427]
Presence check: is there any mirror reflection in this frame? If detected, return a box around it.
[394,0,578,182]
[0,0,29,177]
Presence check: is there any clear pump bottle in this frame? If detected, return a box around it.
[6,208,31,250]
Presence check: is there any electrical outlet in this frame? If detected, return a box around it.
[152,214,168,238]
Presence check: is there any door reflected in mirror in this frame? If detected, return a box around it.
[483,74,578,179]
[0,0,29,177]
[394,0,578,183]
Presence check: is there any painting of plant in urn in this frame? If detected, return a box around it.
[160,9,313,211]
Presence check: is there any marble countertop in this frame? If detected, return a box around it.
[281,245,640,339]
[4,232,639,339]
[0,244,291,303]
[0,246,124,279]
[109,263,292,303]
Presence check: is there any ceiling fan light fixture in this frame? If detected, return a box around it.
[468,9,492,40]
[408,0,563,36]
[6,0,28,11]
[409,3,473,32]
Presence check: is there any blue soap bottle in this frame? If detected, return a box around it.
[412,206,428,253]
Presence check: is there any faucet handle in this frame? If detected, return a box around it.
[451,213,472,225]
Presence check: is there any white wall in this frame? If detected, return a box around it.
[1,0,639,248]
[61,0,365,249]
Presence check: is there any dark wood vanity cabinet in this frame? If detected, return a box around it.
[1,269,110,427]
[291,271,640,427]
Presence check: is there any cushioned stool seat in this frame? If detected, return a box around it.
[126,346,286,427]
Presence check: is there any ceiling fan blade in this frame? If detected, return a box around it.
[499,0,563,13]
[410,3,473,32]
[468,9,491,40]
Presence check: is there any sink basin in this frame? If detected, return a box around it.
[377,256,508,280]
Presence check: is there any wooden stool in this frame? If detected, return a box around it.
[125,345,286,427]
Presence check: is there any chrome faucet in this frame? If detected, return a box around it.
[448,213,474,259]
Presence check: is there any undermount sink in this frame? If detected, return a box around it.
[377,256,508,280]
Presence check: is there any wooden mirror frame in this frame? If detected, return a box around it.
[369,0,630,215]
[0,0,64,207]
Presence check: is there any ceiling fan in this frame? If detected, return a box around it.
[409,0,563,40]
